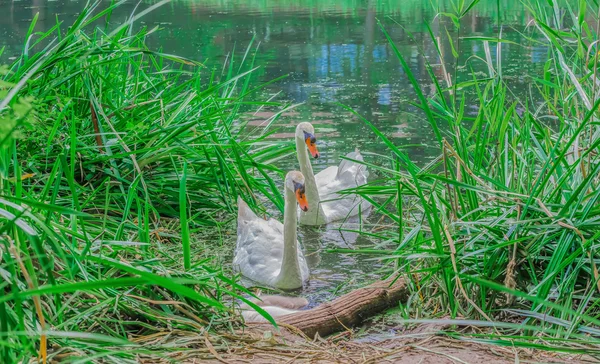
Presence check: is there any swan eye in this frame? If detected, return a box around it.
[293,182,309,211]
[293,182,305,195]
[303,131,319,159]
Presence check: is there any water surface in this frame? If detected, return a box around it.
[1,0,549,163]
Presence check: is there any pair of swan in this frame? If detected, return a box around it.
[233,122,370,291]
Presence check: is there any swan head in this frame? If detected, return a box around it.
[295,122,319,159]
[285,171,308,212]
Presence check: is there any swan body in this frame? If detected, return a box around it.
[295,122,371,225]
[233,171,310,290]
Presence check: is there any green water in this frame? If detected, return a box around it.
[1,0,550,163]
[1,0,553,304]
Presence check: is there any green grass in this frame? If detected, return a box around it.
[0,1,291,362]
[3,0,600,362]
[339,0,600,354]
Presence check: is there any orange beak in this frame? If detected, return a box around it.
[295,185,309,212]
[305,134,320,159]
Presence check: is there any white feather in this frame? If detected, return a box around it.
[295,123,371,226]
[233,197,309,289]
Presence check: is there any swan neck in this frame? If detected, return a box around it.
[277,186,302,287]
[296,136,320,205]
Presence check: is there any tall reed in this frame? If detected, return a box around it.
[346,0,600,351]
[0,2,288,362]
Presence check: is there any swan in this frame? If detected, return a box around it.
[295,122,370,225]
[233,171,310,290]
[240,295,308,323]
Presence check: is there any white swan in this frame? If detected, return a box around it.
[295,122,370,225]
[240,295,308,323]
[233,171,310,290]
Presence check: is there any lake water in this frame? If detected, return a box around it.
[1,0,550,163]
[1,0,554,310]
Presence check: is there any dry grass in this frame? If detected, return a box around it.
[122,325,595,363]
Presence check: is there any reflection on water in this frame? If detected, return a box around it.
[1,0,559,304]
[1,0,549,164]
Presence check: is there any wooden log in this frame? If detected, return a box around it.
[276,275,408,338]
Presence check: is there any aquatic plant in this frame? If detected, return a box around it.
[2,0,599,361]
[0,2,293,362]
[343,0,600,352]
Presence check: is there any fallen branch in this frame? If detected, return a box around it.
[276,275,408,338]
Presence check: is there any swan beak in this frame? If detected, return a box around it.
[304,134,320,159]
[294,183,309,212]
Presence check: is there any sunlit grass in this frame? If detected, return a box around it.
[2,0,600,361]
[0,1,288,362]
[339,0,600,354]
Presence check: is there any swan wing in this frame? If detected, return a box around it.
[237,197,283,242]
[235,199,308,286]
[237,197,259,225]
[336,148,368,185]
[313,149,371,222]
[315,166,338,190]
[316,149,368,197]
[235,199,285,285]
[267,216,284,235]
